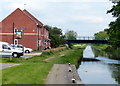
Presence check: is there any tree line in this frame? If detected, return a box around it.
[94,1,120,49]
[44,25,77,48]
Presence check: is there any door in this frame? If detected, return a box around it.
[1,44,12,56]
[14,39,18,45]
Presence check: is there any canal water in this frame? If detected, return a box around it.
[77,45,120,84]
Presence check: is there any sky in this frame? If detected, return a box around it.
[0,0,116,36]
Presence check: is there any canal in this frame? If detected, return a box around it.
[77,45,120,84]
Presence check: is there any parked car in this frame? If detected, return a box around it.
[11,44,33,53]
[0,42,23,57]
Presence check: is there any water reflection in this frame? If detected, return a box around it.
[78,45,120,84]
[108,64,120,84]
[78,62,117,84]
[96,56,120,64]
[83,45,95,58]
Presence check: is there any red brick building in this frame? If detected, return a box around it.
[0,8,50,50]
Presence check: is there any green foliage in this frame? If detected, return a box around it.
[42,51,54,55]
[107,18,120,48]
[107,2,120,48]
[65,30,77,40]
[94,30,109,40]
[92,44,108,51]
[107,2,120,17]
[92,44,120,60]
[44,25,66,48]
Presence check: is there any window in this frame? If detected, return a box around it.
[17,45,23,48]
[2,44,9,49]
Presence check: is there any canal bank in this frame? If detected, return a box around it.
[92,44,120,60]
[77,45,120,84]
[46,64,83,84]
[2,46,85,84]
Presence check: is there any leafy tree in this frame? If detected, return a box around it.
[65,30,77,40]
[44,25,66,48]
[94,30,109,40]
[107,2,120,17]
[107,1,120,48]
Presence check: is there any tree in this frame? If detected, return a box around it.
[94,30,109,40]
[107,1,120,48]
[65,30,77,40]
[107,2,120,17]
[44,25,66,48]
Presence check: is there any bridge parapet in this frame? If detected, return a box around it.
[77,36,95,40]
[76,36,108,40]
[66,36,108,44]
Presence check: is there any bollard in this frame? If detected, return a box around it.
[68,67,72,72]
[72,78,76,83]
[69,63,71,66]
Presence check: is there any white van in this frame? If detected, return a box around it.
[0,42,23,57]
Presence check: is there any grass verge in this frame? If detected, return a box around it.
[92,44,120,60]
[2,45,85,84]
[2,62,52,84]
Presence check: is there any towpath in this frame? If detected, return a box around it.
[46,64,83,84]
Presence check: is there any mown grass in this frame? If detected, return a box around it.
[2,45,85,84]
[2,63,53,84]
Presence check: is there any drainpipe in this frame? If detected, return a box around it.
[13,22,14,44]
[37,24,42,50]
[38,27,40,50]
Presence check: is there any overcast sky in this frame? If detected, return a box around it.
[0,0,115,36]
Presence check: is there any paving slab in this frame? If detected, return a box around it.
[0,63,20,70]
[46,64,84,84]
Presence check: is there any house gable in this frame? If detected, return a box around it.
[1,8,50,50]
[23,9,44,26]
[2,8,37,33]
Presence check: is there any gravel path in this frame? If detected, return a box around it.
[44,54,64,62]
[0,63,20,70]
[44,57,56,62]
[46,64,83,84]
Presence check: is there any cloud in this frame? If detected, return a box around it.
[2,0,110,2]
[47,0,110,2]
[0,0,114,36]
[71,16,104,23]
[70,5,92,10]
